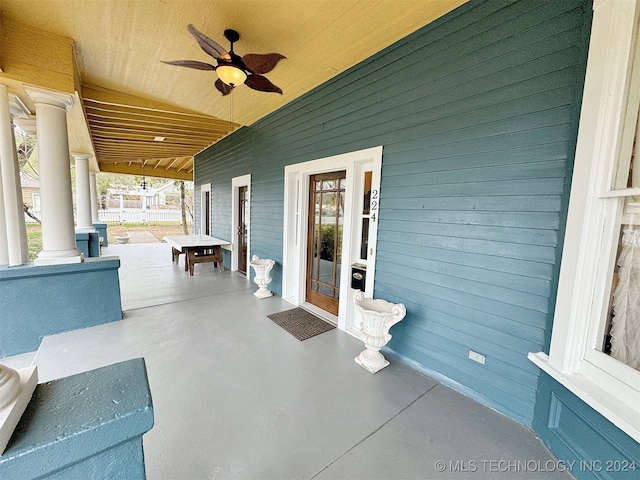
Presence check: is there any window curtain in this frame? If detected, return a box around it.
[611,225,640,370]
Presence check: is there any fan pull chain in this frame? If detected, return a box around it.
[229,91,233,130]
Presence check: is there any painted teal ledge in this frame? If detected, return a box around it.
[0,257,122,357]
[0,358,154,479]
[75,232,101,258]
[94,223,108,247]
[533,372,640,479]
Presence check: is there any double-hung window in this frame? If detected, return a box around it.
[529,0,640,443]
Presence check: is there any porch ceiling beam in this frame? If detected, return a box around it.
[98,162,192,181]
[80,85,235,179]
[165,158,179,171]
[92,135,218,150]
[175,157,193,172]
[86,117,228,137]
[88,128,217,143]
[93,150,196,160]
[85,111,231,133]
[98,156,193,166]
[82,84,235,122]
[92,140,205,152]
[83,102,229,128]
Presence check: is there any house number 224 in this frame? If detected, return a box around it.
[370,189,378,222]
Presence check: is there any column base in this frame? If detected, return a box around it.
[75,226,97,233]
[34,249,83,266]
[0,366,38,455]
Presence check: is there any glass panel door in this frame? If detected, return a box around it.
[306,171,346,315]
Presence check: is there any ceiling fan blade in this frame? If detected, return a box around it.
[188,24,231,61]
[162,60,217,70]
[241,53,286,74]
[215,78,234,96]
[245,74,283,94]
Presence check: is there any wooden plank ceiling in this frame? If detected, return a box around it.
[0,0,467,182]
[81,86,239,181]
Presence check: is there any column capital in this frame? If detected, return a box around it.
[71,152,92,161]
[24,87,73,110]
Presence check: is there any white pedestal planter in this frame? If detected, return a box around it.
[249,255,275,299]
[115,235,130,244]
[354,292,406,373]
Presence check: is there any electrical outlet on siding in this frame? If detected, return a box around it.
[469,350,486,365]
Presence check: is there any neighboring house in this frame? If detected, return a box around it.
[2,0,639,477]
[106,182,183,209]
[151,182,183,207]
[194,0,640,475]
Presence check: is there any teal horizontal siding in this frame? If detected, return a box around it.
[390,331,537,423]
[378,251,551,296]
[195,0,591,427]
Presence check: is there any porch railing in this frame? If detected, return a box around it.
[25,208,186,224]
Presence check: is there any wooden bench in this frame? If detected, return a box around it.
[187,246,224,276]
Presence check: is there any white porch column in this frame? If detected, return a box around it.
[0,88,10,266]
[0,85,29,266]
[72,153,95,233]
[90,172,99,223]
[25,87,82,265]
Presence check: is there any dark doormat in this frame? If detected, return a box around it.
[267,307,336,341]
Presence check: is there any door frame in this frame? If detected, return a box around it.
[200,183,211,236]
[231,174,251,272]
[282,146,382,334]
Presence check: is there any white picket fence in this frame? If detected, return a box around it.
[25,208,187,224]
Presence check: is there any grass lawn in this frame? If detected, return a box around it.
[104,222,191,244]
[26,226,42,260]
[26,222,192,260]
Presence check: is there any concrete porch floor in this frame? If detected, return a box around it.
[4,243,571,479]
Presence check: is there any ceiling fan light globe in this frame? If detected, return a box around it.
[217,65,247,86]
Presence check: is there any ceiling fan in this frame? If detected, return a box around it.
[163,24,285,96]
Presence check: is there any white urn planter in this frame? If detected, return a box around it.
[249,255,275,299]
[115,235,130,244]
[354,292,406,373]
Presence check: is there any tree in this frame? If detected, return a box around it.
[15,127,37,173]
[15,125,40,222]
[177,181,189,234]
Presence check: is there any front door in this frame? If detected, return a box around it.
[204,191,210,235]
[306,171,346,316]
[237,185,248,274]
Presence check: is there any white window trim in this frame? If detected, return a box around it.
[528,0,640,443]
[200,183,211,236]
